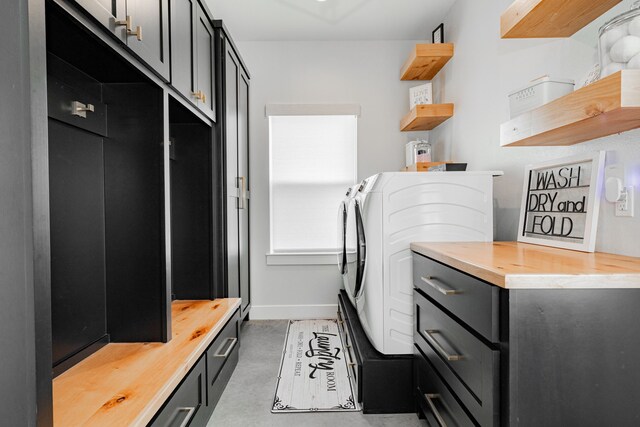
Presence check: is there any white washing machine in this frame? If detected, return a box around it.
[339,171,500,355]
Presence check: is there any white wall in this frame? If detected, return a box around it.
[241,0,640,320]
[433,0,640,256]
[238,41,425,319]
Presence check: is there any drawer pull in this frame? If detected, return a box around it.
[214,337,238,358]
[421,276,460,296]
[71,101,95,119]
[425,394,450,427]
[167,406,196,427]
[192,90,205,102]
[114,16,142,41]
[424,330,463,361]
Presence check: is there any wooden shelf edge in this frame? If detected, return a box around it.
[501,70,640,147]
[400,43,454,81]
[501,0,622,39]
[400,104,454,132]
[402,161,451,172]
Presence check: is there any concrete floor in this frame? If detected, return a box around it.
[207,320,427,427]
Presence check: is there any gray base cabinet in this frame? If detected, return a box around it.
[149,308,240,427]
[149,357,207,427]
[412,252,640,427]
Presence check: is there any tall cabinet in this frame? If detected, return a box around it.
[4,0,253,424]
[214,21,251,320]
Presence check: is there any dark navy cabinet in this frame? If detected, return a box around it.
[170,0,216,119]
[412,251,640,427]
[215,21,251,320]
[7,0,250,424]
[72,0,170,80]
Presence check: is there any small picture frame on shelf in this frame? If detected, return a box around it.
[432,23,444,44]
[517,151,606,253]
[409,83,433,110]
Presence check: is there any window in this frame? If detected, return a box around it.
[267,105,358,264]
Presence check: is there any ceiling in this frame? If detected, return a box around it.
[205,0,457,41]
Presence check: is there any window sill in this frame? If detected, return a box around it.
[266,252,339,266]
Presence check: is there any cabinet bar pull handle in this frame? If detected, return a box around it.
[421,276,460,296]
[114,16,142,41]
[191,90,206,103]
[71,101,95,118]
[114,15,130,28]
[168,407,196,427]
[424,394,450,427]
[237,176,246,210]
[423,330,463,361]
[214,337,238,358]
[128,25,142,41]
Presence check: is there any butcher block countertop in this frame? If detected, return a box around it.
[411,241,640,289]
[53,298,241,427]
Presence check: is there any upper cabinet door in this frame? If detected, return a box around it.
[170,0,196,99]
[73,0,127,42]
[125,0,171,81]
[194,4,216,119]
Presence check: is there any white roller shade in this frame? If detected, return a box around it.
[269,113,357,253]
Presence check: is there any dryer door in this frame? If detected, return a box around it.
[343,199,359,300]
[354,199,367,299]
[337,201,347,275]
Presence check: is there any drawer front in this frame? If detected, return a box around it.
[415,345,475,427]
[337,300,361,403]
[207,309,240,389]
[414,290,499,426]
[149,357,206,427]
[207,338,239,412]
[47,74,108,137]
[413,253,498,342]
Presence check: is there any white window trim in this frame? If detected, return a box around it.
[266,104,359,264]
[265,103,361,117]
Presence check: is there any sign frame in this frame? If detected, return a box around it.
[517,151,606,252]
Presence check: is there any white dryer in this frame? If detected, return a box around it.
[340,171,499,355]
[338,185,361,308]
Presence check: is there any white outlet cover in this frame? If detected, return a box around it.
[616,186,635,217]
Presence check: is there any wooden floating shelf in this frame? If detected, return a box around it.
[501,0,621,38]
[501,70,640,147]
[400,104,454,131]
[403,162,451,172]
[400,43,454,80]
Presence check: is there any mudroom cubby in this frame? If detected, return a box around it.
[168,98,218,300]
[47,3,169,376]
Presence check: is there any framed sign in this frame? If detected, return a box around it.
[432,23,444,44]
[517,151,606,252]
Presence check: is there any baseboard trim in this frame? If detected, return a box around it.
[250,304,338,320]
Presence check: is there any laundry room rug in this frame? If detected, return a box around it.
[272,319,359,413]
